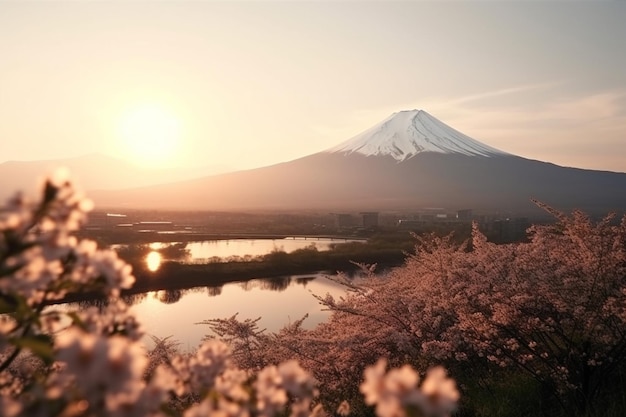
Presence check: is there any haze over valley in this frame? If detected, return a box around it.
[4,110,622,216]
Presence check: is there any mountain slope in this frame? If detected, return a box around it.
[329,110,508,160]
[86,110,626,215]
[0,154,230,202]
[89,152,626,215]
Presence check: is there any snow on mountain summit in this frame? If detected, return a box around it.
[327,110,508,161]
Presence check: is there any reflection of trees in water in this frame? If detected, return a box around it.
[122,292,149,306]
[154,289,183,304]
[260,276,292,292]
[295,276,316,287]
[238,280,255,291]
[113,244,151,263]
[206,286,223,297]
[236,276,330,293]
[114,242,191,264]
[76,298,109,310]
[66,292,148,310]
[238,276,293,292]
[158,242,191,261]
[71,274,329,312]
[184,287,206,295]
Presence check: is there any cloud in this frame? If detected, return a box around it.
[446,81,567,106]
[439,89,626,171]
[442,90,626,134]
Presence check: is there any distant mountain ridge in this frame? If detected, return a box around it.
[4,111,625,215]
[0,153,229,202]
[87,110,626,215]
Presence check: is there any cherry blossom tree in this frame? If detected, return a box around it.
[303,203,626,414]
[198,314,272,371]
[453,204,626,413]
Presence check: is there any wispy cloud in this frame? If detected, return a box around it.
[442,90,626,134]
[445,81,566,106]
[438,89,626,171]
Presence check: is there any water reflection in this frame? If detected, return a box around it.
[263,276,292,291]
[47,273,362,350]
[154,242,191,260]
[113,238,369,275]
[186,239,348,263]
[146,251,162,271]
[92,275,322,310]
[154,289,183,304]
[113,243,190,270]
[74,292,149,309]
[294,276,316,287]
[129,274,349,349]
[238,276,293,292]
[114,238,364,267]
[206,286,223,297]
[124,292,148,306]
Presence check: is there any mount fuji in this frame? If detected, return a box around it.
[329,110,507,159]
[90,110,626,215]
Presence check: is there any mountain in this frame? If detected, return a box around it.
[329,110,508,159]
[86,110,626,215]
[0,154,230,202]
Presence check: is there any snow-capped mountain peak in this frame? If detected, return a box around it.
[327,109,508,161]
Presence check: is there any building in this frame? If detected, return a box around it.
[333,213,354,229]
[360,212,379,228]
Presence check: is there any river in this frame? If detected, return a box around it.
[111,237,365,349]
[128,273,348,350]
[150,236,363,261]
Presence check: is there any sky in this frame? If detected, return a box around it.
[1,1,625,173]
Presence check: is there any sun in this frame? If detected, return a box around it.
[117,103,182,168]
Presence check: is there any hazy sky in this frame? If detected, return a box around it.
[1,1,625,173]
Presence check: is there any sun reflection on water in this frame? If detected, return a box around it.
[146,251,162,272]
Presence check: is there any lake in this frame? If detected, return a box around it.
[149,237,364,262]
[129,273,348,349]
[82,238,368,349]
[44,273,351,351]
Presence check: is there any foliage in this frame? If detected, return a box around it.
[0,170,458,417]
[198,314,271,371]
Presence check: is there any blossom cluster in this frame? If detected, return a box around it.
[360,359,458,417]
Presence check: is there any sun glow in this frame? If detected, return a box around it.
[117,103,182,168]
[146,251,162,272]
